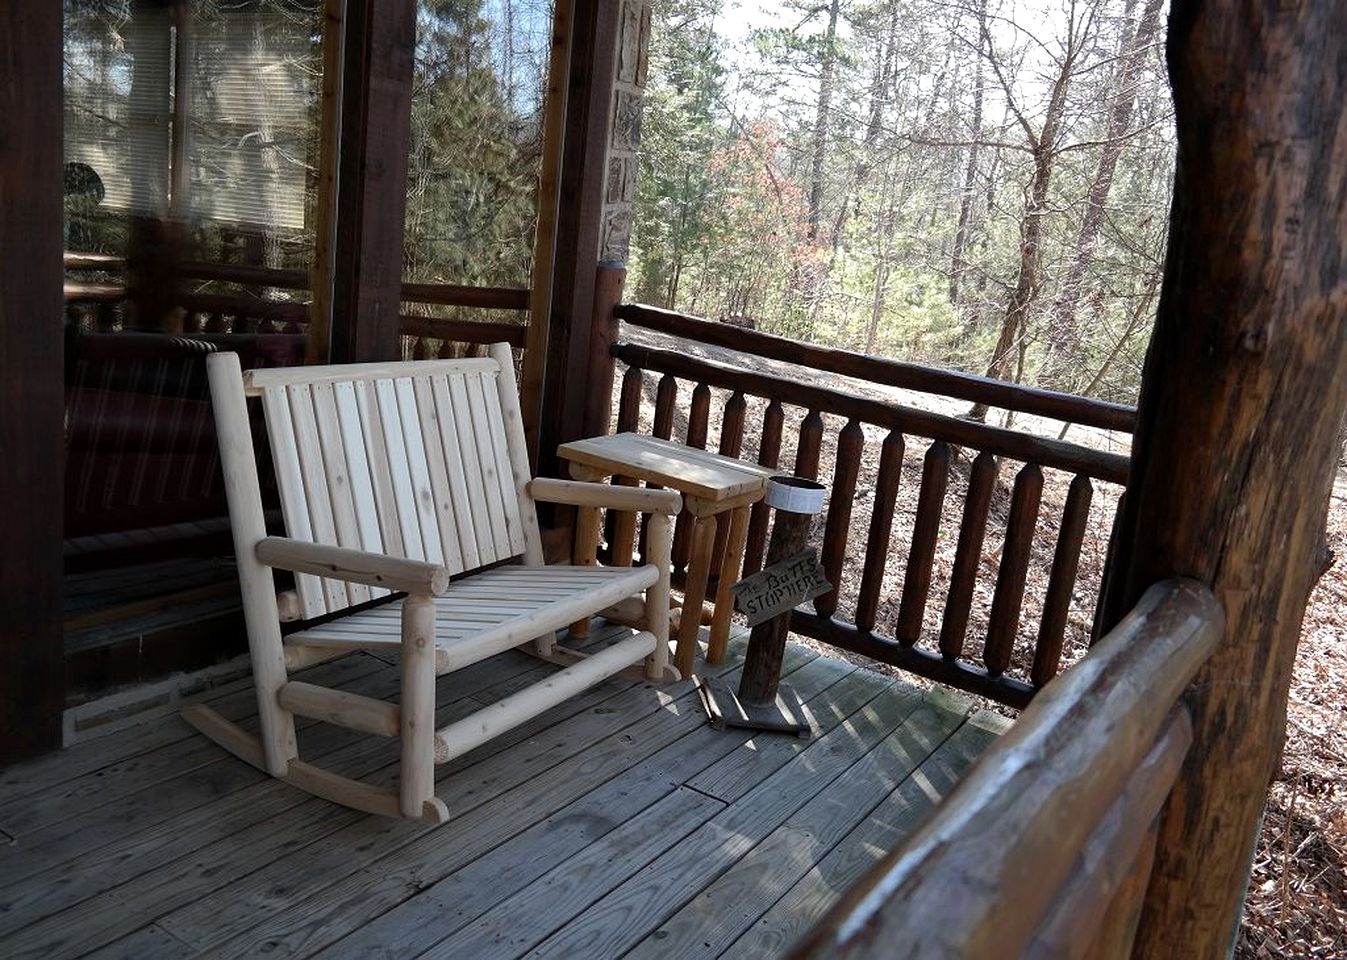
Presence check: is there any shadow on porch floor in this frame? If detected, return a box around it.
[0,622,1007,959]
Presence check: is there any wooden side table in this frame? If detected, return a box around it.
[557,433,778,678]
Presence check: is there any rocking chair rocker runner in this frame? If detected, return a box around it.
[183,343,681,823]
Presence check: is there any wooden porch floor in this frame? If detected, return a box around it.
[0,624,1007,960]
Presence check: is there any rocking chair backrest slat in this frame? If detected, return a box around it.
[245,353,533,619]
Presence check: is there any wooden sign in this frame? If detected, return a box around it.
[730,549,831,627]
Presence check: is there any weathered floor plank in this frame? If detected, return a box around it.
[0,628,1003,960]
[523,679,925,960]
[322,655,859,959]
[722,709,1008,958]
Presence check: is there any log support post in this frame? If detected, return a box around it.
[328,0,415,362]
[1100,3,1347,954]
[581,260,625,439]
[700,477,825,737]
[1,2,64,762]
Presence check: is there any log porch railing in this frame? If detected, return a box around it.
[790,578,1223,958]
[607,301,1134,708]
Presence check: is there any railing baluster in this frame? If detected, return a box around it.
[794,409,824,480]
[711,391,748,571]
[617,364,643,433]
[984,462,1044,676]
[856,430,905,632]
[895,440,951,646]
[606,364,645,566]
[939,451,1000,659]
[742,399,784,576]
[673,383,713,570]
[817,419,864,618]
[1091,491,1127,646]
[652,373,677,440]
[1032,474,1094,686]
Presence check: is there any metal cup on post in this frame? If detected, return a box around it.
[699,476,828,737]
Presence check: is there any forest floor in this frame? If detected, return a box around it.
[620,326,1347,955]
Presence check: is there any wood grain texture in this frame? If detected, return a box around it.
[728,715,1000,958]
[818,420,865,618]
[895,441,950,646]
[1098,5,1347,952]
[743,399,785,577]
[983,462,1044,677]
[1033,473,1093,686]
[617,303,1136,432]
[939,451,999,659]
[612,342,1130,483]
[856,431,904,632]
[627,696,969,959]
[789,580,1221,960]
[329,0,416,362]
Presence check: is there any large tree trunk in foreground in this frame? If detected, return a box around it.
[1101,1,1347,954]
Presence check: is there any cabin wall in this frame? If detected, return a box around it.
[0,4,66,763]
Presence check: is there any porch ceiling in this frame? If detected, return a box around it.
[0,626,1005,959]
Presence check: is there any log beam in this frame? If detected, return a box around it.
[1100,2,1347,953]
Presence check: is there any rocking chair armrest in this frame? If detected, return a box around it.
[527,478,683,516]
[255,537,451,595]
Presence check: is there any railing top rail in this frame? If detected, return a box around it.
[789,578,1223,960]
[63,252,529,312]
[613,341,1131,483]
[616,302,1137,434]
[398,314,527,347]
[400,282,529,311]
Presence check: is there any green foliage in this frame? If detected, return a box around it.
[628,0,1177,403]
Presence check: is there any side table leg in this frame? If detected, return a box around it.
[674,512,717,678]
[708,505,751,663]
[610,476,638,566]
[567,464,607,641]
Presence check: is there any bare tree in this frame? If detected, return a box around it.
[1044,0,1164,374]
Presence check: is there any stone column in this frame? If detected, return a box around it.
[599,0,651,262]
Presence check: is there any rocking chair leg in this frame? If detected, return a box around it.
[400,594,438,819]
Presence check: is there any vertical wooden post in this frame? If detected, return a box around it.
[521,0,573,465]
[0,2,65,763]
[306,0,346,365]
[328,0,415,362]
[738,510,811,705]
[531,0,622,481]
[1100,3,1347,954]
[581,260,626,439]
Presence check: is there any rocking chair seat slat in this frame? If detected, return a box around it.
[288,564,658,674]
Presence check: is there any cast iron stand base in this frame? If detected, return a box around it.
[698,677,811,738]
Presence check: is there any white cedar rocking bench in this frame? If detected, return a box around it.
[182,344,681,823]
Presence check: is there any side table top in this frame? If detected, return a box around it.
[558,433,778,502]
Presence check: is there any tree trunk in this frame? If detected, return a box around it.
[949,0,987,310]
[969,40,1074,420]
[1101,1,1347,954]
[1045,0,1164,369]
[806,0,842,242]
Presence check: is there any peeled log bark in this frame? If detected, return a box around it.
[1101,1,1347,954]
